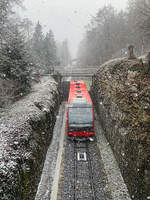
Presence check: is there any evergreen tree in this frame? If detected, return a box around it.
[43,30,57,66]
[0,24,31,96]
[32,21,45,66]
[0,0,21,43]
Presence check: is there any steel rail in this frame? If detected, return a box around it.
[86,142,96,200]
[73,141,77,200]
[73,141,96,200]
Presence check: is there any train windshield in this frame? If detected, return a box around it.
[69,104,93,131]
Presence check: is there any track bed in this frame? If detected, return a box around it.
[59,138,112,200]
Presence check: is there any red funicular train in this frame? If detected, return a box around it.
[67,81,94,140]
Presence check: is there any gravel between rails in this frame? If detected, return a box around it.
[60,138,112,200]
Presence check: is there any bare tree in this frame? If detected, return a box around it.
[77,5,129,66]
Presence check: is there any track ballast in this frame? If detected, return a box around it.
[59,138,112,200]
[73,141,96,200]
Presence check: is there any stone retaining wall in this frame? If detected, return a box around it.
[0,77,60,200]
[92,58,150,199]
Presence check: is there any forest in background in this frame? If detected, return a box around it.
[77,0,150,66]
[0,0,71,108]
[1,0,150,108]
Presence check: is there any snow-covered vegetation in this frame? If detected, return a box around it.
[0,0,71,109]
[0,77,60,200]
[0,0,32,107]
[78,0,150,66]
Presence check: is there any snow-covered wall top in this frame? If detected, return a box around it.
[0,76,60,200]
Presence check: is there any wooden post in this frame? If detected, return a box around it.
[128,45,136,59]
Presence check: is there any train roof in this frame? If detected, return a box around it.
[68,81,92,104]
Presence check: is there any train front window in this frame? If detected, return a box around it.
[68,106,93,131]
[69,126,93,132]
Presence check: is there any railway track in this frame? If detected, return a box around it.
[73,141,96,200]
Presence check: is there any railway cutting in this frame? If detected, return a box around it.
[35,81,131,200]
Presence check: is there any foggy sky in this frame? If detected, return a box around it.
[22,0,128,58]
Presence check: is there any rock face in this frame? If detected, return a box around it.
[0,77,60,200]
[92,58,150,199]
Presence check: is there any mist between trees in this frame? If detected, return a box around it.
[0,0,150,109]
[77,0,150,66]
[0,0,71,109]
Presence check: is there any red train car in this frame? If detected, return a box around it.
[67,81,94,140]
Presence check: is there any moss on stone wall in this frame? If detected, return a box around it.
[92,58,150,199]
